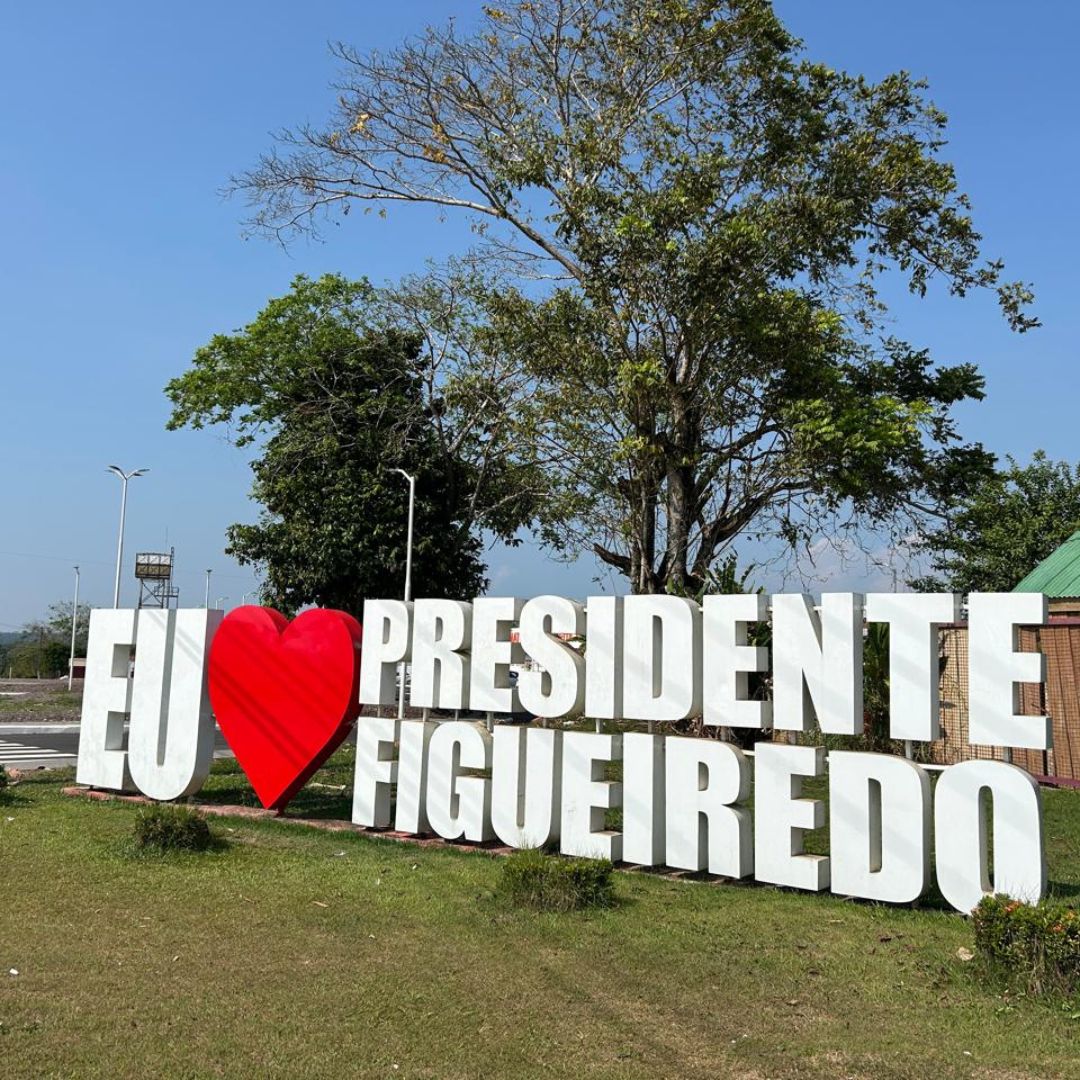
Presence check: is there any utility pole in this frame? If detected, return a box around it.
[394,469,416,606]
[68,565,80,691]
[393,468,416,719]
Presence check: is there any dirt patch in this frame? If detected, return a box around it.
[0,679,82,723]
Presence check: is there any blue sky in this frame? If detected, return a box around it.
[1,1,1076,628]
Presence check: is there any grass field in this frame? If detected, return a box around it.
[3,757,1080,1079]
[0,682,82,723]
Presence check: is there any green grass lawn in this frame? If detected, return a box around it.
[2,758,1080,1079]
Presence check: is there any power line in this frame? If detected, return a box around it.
[0,550,112,568]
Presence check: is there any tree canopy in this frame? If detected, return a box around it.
[237,0,1037,593]
[911,452,1080,594]
[166,274,540,613]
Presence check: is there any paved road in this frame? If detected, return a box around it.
[0,713,500,771]
[0,725,234,770]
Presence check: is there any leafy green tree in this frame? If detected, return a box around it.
[166,274,538,614]
[6,641,69,679]
[911,453,1080,594]
[237,0,1036,595]
[6,602,87,679]
[43,601,91,655]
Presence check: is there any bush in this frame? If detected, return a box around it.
[0,765,8,793]
[132,803,213,853]
[972,894,1080,997]
[499,849,615,912]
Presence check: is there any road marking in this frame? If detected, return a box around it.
[0,739,231,766]
[0,739,74,764]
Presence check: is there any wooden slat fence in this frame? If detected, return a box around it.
[932,619,1080,781]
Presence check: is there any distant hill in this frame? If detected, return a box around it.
[0,631,25,646]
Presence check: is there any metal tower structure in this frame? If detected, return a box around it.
[135,549,180,608]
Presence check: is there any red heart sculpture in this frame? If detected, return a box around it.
[208,606,362,811]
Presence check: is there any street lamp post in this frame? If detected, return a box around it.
[107,466,148,608]
[204,569,212,608]
[393,469,416,604]
[216,596,228,611]
[68,565,80,691]
[393,468,416,719]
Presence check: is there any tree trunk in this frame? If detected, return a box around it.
[661,367,698,596]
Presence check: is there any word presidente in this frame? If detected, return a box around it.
[76,592,1050,914]
[359,592,1049,747]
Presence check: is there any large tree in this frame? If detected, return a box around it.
[911,452,1080,594]
[238,0,1036,594]
[166,274,540,613]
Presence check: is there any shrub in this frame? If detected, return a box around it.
[972,894,1080,997]
[132,803,213,853]
[499,849,615,912]
[0,765,8,793]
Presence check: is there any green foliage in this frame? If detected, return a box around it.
[0,765,9,793]
[43,600,91,654]
[973,894,1080,998]
[912,452,1080,593]
[692,553,773,748]
[3,600,92,678]
[166,273,522,613]
[862,622,894,753]
[238,0,1035,594]
[860,624,945,759]
[4,639,69,679]
[132,804,213,853]
[702,552,759,598]
[0,631,22,677]
[498,849,615,912]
